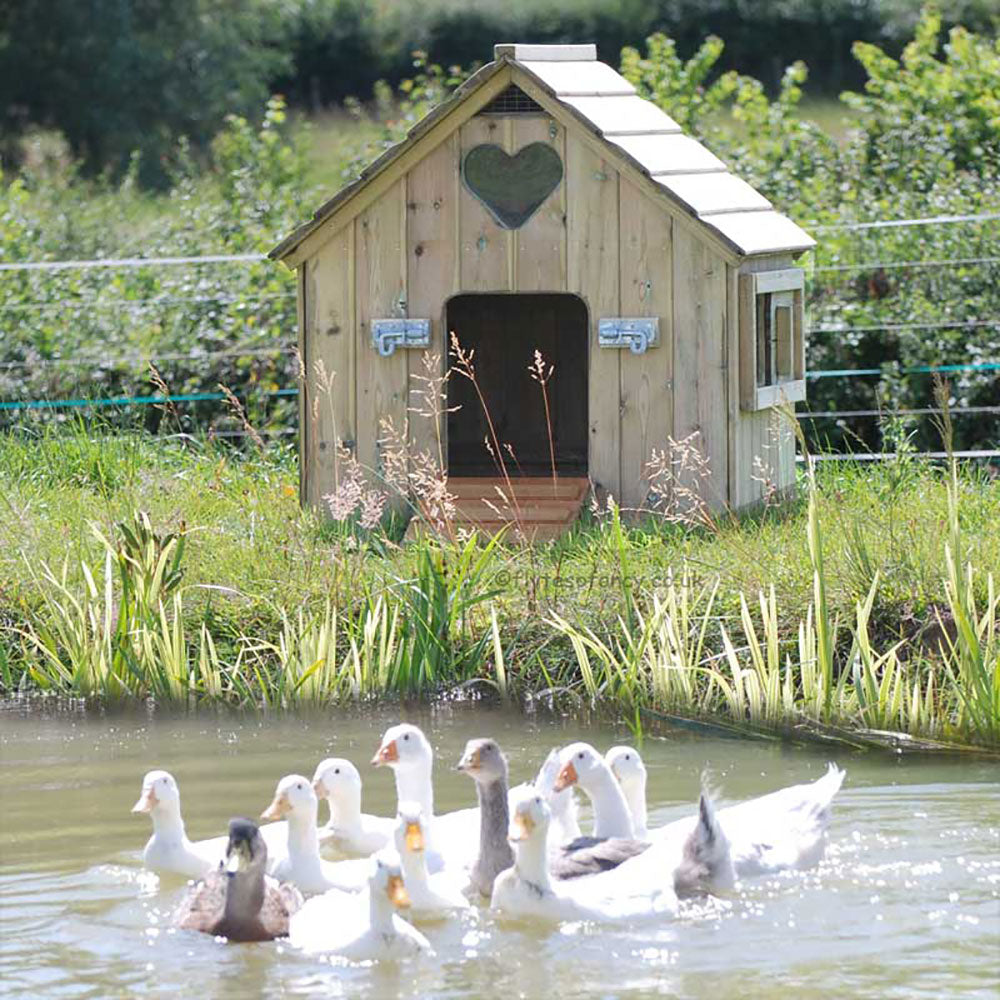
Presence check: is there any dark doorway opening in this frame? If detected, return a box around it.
[446,293,589,477]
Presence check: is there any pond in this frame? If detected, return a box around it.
[1,703,997,999]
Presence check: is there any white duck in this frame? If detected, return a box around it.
[533,748,582,843]
[491,791,678,924]
[131,770,219,879]
[605,746,648,839]
[372,723,486,871]
[644,760,846,876]
[290,858,432,960]
[313,758,394,858]
[553,743,638,839]
[394,803,471,920]
[261,775,369,894]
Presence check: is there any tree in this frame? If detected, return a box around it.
[0,0,290,185]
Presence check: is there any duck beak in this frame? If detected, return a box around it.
[509,811,535,843]
[387,874,410,908]
[553,760,578,792]
[225,847,248,874]
[261,792,291,821]
[404,821,425,853]
[372,740,398,766]
[312,777,329,799]
[456,747,481,773]
[131,787,157,814]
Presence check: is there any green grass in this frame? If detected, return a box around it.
[0,424,997,746]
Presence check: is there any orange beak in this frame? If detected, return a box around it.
[509,811,536,843]
[372,740,399,766]
[457,747,481,772]
[553,760,578,793]
[312,777,329,799]
[131,786,158,813]
[261,791,291,821]
[387,874,410,908]
[404,821,425,853]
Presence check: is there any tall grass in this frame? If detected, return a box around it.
[1,424,997,746]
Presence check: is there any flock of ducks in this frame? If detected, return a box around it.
[133,723,846,960]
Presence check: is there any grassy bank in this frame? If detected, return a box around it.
[1,425,996,747]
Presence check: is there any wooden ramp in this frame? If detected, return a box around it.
[408,476,590,542]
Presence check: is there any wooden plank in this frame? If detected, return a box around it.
[755,268,805,293]
[562,95,681,136]
[725,263,740,508]
[513,115,567,291]
[495,44,596,62]
[703,210,815,256]
[458,117,511,292]
[619,178,672,510]
[449,476,588,500]
[405,133,459,469]
[519,60,635,97]
[610,134,727,176]
[296,263,307,505]
[566,131,620,500]
[305,226,355,508]
[356,181,406,484]
[672,227,728,508]
[657,172,771,216]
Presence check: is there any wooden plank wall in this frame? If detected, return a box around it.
[300,109,761,514]
[566,132,619,500]
[619,178,673,510]
[673,228,728,508]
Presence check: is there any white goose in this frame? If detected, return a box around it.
[605,746,648,839]
[290,858,432,960]
[533,748,582,843]
[491,790,678,924]
[261,775,369,894]
[395,803,471,919]
[313,758,394,858]
[553,743,637,839]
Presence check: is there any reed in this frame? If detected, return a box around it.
[2,421,998,747]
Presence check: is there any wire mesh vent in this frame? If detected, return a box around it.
[477,85,545,116]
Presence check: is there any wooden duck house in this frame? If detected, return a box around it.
[271,44,815,534]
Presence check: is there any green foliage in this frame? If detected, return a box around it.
[0,0,291,186]
[842,6,1000,191]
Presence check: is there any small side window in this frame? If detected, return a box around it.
[740,269,805,411]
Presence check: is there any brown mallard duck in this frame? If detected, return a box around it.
[175,818,302,942]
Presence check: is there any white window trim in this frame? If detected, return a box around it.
[739,268,806,412]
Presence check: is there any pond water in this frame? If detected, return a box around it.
[1,703,998,999]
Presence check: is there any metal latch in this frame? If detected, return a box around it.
[372,318,431,357]
[598,317,659,354]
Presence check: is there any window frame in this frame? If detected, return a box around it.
[739,268,806,411]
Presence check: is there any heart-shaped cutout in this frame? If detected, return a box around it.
[462,142,564,230]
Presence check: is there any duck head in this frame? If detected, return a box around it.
[456,738,508,784]
[261,774,316,823]
[224,817,267,875]
[394,802,428,855]
[606,746,647,793]
[371,723,431,772]
[553,742,604,793]
[372,857,411,909]
[311,757,362,802]
[131,770,181,817]
[508,790,550,844]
